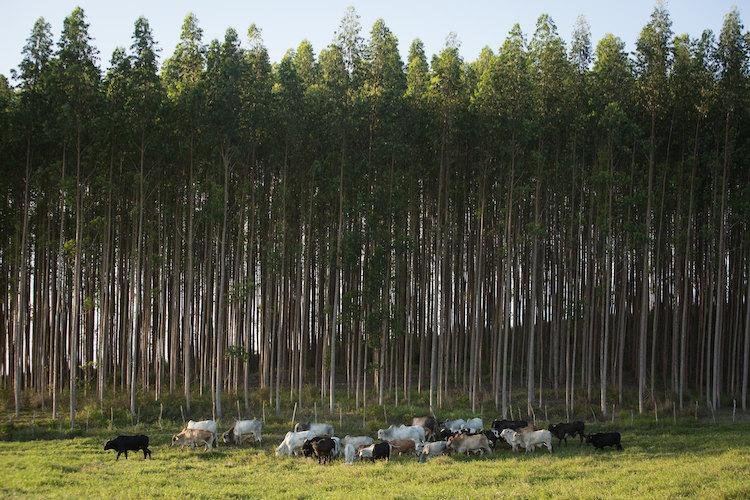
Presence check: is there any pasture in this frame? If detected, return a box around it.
[0,410,748,498]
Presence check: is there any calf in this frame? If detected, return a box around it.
[549,421,585,445]
[358,442,391,462]
[416,440,448,462]
[412,416,438,440]
[389,438,416,456]
[104,435,151,460]
[585,432,623,451]
[172,428,214,451]
[446,433,492,455]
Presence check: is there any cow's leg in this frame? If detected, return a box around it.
[124,450,129,459]
[116,451,121,460]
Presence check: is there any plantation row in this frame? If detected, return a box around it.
[0,3,748,429]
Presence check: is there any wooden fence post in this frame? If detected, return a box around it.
[291,402,298,424]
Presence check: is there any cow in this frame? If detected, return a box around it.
[377,424,425,444]
[499,428,524,452]
[388,438,417,456]
[293,422,334,437]
[443,419,466,433]
[307,436,336,464]
[222,419,263,445]
[585,432,623,451]
[343,435,374,449]
[416,440,448,462]
[358,442,391,462]
[501,428,552,453]
[172,428,214,451]
[343,443,359,464]
[483,429,501,448]
[549,421,585,445]
[187,419,218,447]
[104,435,151,460]
[446,432,492,455]
[302,436,326,458]
[411,416,438,440]
[462,418,483,433]
[276,430,314,456]
[342,436,373,464]
[492,419,528,432]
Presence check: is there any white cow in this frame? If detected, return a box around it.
[343,443,359,464]
[293,422,334,436]
[462,418,483,433]
[187,419,218,446]
[376,424,425,444]
[519,429,553,453]
[222,419,262,444]
[342,436,374,464]
[275,430,314,456]
[443,419,466,433]
[500,428,552,453]
[499,428,524,452]
[343,435,374,449]
[416,440,448,462]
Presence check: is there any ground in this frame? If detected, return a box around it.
[0,411,748,499]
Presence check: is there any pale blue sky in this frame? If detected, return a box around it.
[2,0,746,78]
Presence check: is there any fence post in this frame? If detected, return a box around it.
[237,400,242,421]
[611,403,615,423]
[180,405,185,426]
[159,403,164,429]
[263,401,266,423]
[291,402,298,424]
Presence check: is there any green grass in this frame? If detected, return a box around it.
[0,415,748,498]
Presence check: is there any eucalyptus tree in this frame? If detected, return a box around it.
[162,13,205,411]
[591,33,633,414]
[57,6,100,426]
[634,1,672,413]
[13,17,54,416]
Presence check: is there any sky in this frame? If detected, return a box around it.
[1,0,746,78]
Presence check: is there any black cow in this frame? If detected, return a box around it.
[311,437,336,464]
[483,429,501,448]
[361,442,391,462]
[585,432,623,451]
[492,419,528,432]
[549,421,585,445]
[301,436,326,458]
[104,435,152,460]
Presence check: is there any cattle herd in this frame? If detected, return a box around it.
[103,415,624,463]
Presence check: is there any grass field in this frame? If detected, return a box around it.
[0,409,748,499]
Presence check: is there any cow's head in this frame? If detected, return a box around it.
[104,440,114,451]
[584,434,593,444]
[222,428,235,444]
